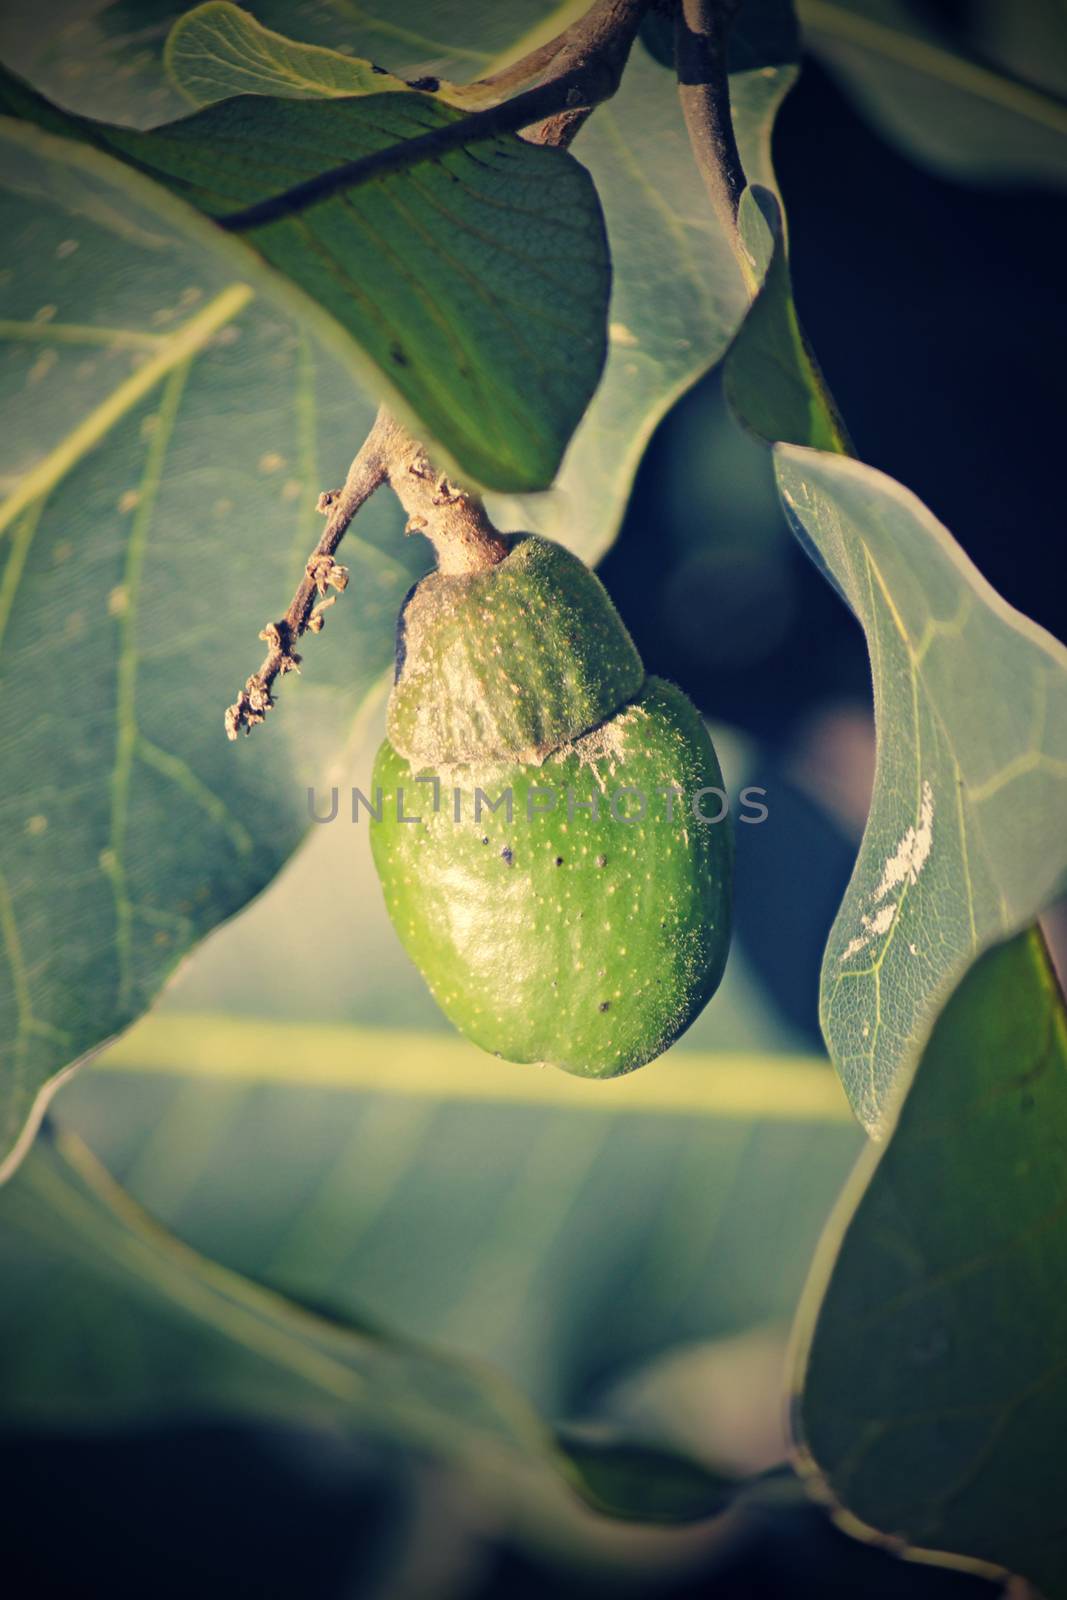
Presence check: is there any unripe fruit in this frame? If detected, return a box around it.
[370,535,732,1077]
[388,535,643,766]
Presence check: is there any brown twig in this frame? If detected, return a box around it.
[465,24,574,97]
[674,0,755,285]
[225,417,389,739]
[377,413,509,576]
[217,0,652,233]
[471,0,651,97]
[673,2,853,446]
[525,104,595,149]
[225,0,656,739]
[224,411,509,738]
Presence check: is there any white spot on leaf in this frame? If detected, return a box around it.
[874,780,934,902]
[842,901,898,961]
[840,780,934,963]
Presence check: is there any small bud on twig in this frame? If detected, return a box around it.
[223,413,393,738]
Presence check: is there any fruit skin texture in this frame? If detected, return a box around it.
[388,535,643,766]
[370,678,732,1078]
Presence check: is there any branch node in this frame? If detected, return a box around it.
[306,553,349,595]
[257,619,301,672]
[225,674,275,740]
[224,411,390,738]
[308,595,338,633]
[431,473,465,507]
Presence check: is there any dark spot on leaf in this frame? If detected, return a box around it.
[408,75,440,92]
[554,856,564,867]
[501,846,513,865]
[371,63,389,74]
[598,1001,610,1013]
[390,344,409,367]
[481,837,490,845]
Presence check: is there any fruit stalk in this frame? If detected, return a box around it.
[224,410,506,737]
[369,413,509,577]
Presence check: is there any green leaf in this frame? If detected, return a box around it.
[0,114,425,1178]
[1,2,801,562]
[0,0,516,128]
[0,1127,732,1535]
[796,0,1067,189]
[92,1012,850,1119]
[0,66,611,494]
[793,927,1067,1597]
[164,3,505,110]
[774,447,1067,1129]
[723,186,847,455]
[53,1017,857,1416]
[559,1426,735,1524]
[160,3,800,559]
[165,2,413,104]
[726,207,1067,1128]
[491,37,796,563]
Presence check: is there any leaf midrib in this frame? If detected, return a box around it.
[0,282,255,543]
[93,1011,850,1121]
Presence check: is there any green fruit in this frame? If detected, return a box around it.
[371,677,732,1078]
[387,534,643,766]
